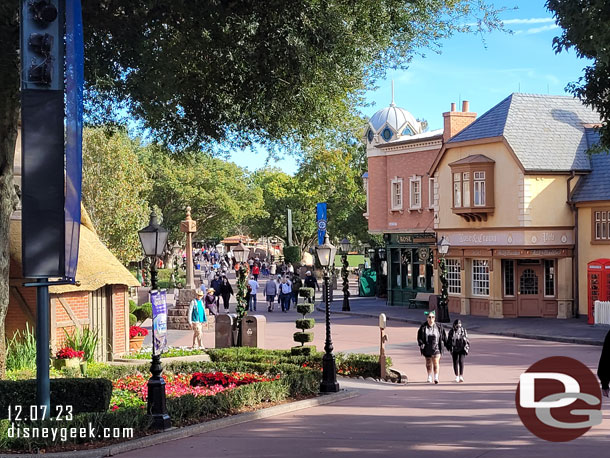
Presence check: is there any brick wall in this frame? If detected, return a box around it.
[53,291,89,349]
[368,147,437,233]
[113,286,127,354]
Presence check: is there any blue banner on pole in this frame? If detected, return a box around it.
[316,202,327,245]
[150,290,168,355]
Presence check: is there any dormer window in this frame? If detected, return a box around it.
[402,126,413,136]
[381,127,393,142]
[449,155,495,221]
[367,129,374,143]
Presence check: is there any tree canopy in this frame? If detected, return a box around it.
[547,0,610,150]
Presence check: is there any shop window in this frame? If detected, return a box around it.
[391,178,403,211]
[446,259,461,294]
[409,176,421,210]
[448,155,494,222]
[593,209,610,243]
[503,260,515,296]
[544,260,555,297]
[472,259,490,296]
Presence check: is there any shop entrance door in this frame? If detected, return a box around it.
[517,263,542,317]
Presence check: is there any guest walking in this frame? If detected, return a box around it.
[218,276,234,313]
[265,277,278,312]
[447,319,470,383]
[598,329,610,398]
[416,311,447,384]
[187,289,207,349]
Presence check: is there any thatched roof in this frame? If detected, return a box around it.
[10,207,140,294]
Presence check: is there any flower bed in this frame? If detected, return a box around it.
[122,346,207,359]
[110,371,279,411]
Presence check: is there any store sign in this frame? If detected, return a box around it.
[441,230,573,247]
[393,234,436,245]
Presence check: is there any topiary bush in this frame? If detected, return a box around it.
[299,287,314,303]
[283,246,301,265]
[291,297,315,356]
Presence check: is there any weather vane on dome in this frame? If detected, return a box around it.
[390,80,395,107]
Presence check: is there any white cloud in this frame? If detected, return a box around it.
[501,18,555,25]
[515,24,560,35]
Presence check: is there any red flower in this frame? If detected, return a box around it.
[55,347,85,359]
[130,326,149,338]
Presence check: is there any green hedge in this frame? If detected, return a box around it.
[293,332,314,344]
[295,318,315,330]
[0,378,112,419]
[296,304,315,315]
[290,345,316,356]
[283,246,301,265]
[298,287,314,301]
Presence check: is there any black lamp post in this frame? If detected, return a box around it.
[339,238,351,312]
[316,233,340,393]
[436,236,451,323]
[232,241,250,346]
[138,211,171,429]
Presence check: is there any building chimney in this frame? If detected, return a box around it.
[443,100,476,142]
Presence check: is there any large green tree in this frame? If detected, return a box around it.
[0,0,501,375]
[82,128,151,264]
[547,0,610,150]
[141,148,263,243]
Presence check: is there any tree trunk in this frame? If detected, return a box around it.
[0,2,21,378]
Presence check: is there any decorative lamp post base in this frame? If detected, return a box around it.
[320,352,340,393]
[147,354,172,430]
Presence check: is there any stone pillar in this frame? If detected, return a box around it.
[557,257,574,319]
[180,206,197,290]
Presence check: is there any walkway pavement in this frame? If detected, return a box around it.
[330,296,609,346]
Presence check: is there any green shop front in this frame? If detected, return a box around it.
[385,233,436,306]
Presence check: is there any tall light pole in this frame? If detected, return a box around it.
[138,211,171,429]
[316,233,339,393]
[436,236,451,323]
[232,241,250,346]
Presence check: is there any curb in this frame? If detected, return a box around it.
[319,306,605,346]
[7,390,358,458]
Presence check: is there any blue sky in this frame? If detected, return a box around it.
[230,0,589,175]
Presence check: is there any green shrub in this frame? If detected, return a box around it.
[295,318,315,330]
[5,324,37,372]
[296,304,315,315]
[63,327,99,363]
[335,353,393,378]
[290,345,316,356]
[293,332,314,344]
[129,313,137,326]
[298,287,314,302]
[283,246,301,265]
[0,378,112,419]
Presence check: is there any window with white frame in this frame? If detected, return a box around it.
[474,171,486,206]
[453,172,461,207]
[409,176,421,209]
[428,177,436,208]
[462,172,470,207]
[472,259,490,296]
[544,259,555,297]
[446,259,461,294]
[391,178,403,211]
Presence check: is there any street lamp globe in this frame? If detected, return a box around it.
[138,211,169,257]
[368,248,375,259]
[233,241,249,263]
[316,233,337,268]
[339,238,351,254]
[438,236,450,256]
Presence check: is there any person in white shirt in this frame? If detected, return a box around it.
[248,275,260,312]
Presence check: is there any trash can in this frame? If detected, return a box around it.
[215,313,237,348]
[241,315,266,348]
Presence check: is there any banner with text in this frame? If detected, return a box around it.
[150,290,168,355]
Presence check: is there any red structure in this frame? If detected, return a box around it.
[587,259,610,324]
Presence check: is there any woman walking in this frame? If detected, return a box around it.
[416,311,447,384]
[218,276,234,312]
[447,319,470,383]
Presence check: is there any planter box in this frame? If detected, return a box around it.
[53,357,81,370]
[129,335,145,353]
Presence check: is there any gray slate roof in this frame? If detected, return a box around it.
[448,93,601,172]
[571,129,610,202]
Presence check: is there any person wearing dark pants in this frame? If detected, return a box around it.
[279,277,292,312]
[447,319,470,383]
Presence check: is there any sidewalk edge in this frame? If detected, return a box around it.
[6,390,358,458]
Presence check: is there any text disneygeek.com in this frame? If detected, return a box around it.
[6,423,134,441]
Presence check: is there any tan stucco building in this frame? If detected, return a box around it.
[430,93,601,319]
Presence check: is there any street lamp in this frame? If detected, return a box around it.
[316,233,340,393]
[436,236,451,323]
[232,241,250,346]
[339,238,351,312]
[138,211,171,429]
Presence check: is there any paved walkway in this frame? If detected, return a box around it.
[331,296,609,346]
